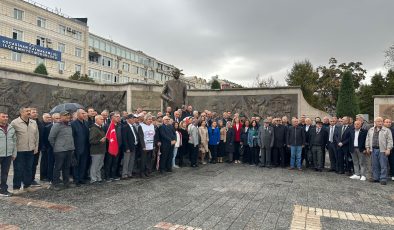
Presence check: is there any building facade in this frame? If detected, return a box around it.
[183,76,210,89]
[0,0,215,89]
[88,34,175,84]
[0,0,88,78]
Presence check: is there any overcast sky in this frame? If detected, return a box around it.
[35,0,394,86]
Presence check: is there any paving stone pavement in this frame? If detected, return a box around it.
[0,163,393,230]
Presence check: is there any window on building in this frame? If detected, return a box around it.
[139,68,147,77]
[75,48,82,58]
[36,36,46,47]
[99,41,105,51]
[105,42,111,53]
[157,63,163,70]
[58,43,65,53]
[102,72,113,83]
[75,64,82,73]
[36,57,45,65]
[37,17,46,28]
[148,70,154,79]
[59,25,66,35]
[88,37,93,47]
[110,45,116,55]
[11,52,22,62]
[12,29,23,41]
[123,62,130,72]
[89,53,100,63]
[93,38,99,49]
[13,9,24,20]
[130,65,138,74]
[102,56,113,68]
[88,69,101,80]
[58,61,65,71]
[73,31,82,40]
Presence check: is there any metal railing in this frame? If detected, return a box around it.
[21,0,73,19]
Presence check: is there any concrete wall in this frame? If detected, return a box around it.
[374,95,394,121]
[0,67,329,119]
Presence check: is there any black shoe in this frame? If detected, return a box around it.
[0,190,12,197]
[380,181,387,185]
[368,178,379,183]
[113,177,121,181]
[49,185,62,191]
[328,169,336,172]
[31,181,41,187]
[166,169,173,173]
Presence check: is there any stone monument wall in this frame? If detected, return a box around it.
[374,95,394,121]
[187,88,329,119]
[0,68,329,120]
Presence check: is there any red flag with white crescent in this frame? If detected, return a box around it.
[106,121,119,156]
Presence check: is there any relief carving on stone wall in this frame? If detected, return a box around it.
[0,79,126,119]
[379,104,394,121]
[187,94,297,118]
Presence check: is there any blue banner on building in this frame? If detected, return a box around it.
[0,35,61,61]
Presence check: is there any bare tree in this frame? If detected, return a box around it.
[385,44,394,69]
[253,75,282,88]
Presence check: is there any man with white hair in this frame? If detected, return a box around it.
[365,117,393,185]
[71,109,90,186]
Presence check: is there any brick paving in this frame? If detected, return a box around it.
[0,163,393,229]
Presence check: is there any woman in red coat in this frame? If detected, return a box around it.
[232,117,243,163]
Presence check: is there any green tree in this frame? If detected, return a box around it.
[357,84,373,118]
[336,71,359,118]
[317,57,366,111]
[385,69,394,95]
[285,60,320,108]
[34,63,48,75]
[69,71,94,82]
[211,79,221,89]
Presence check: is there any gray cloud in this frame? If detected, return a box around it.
[37,0,394,85]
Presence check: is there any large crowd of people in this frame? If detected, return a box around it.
[0,105,393,197]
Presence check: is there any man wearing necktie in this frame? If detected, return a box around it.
[158,116,176,173]
[327,118,338,172]
[334,116,352,174]
[257,119,274,168]
[309,121,328,171]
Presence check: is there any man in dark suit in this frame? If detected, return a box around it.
[158,116,176,173]
[303,118,314,168]
[71,109,90,186]
[42,113,61,182]
[349,120,368,180]
[334,116,352,174]
[309,121,328,171]
[258,119,274,168]
[272,118,287,167]
[121,114,142,179]
[326,118,338,172]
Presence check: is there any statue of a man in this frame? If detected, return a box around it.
[161,68,187,110]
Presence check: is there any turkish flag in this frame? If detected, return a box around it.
[106,121,119,156]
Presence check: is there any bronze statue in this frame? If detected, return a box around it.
[161,68,187,110]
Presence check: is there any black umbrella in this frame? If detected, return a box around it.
[50,103,84,114]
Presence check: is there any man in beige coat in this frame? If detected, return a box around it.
[10,107,39,192]
[365,117,393,185]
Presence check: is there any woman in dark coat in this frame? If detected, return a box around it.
[241,119,250,164]
[225,121,235,163]
[178,121,189,167]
